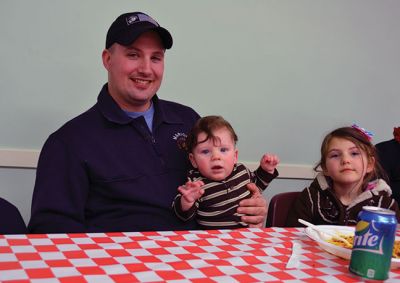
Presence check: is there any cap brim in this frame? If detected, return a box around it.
[113,23,173,49]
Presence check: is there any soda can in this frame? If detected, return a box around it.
[349,206,397,280]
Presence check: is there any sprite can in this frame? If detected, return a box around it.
[349,206,397,280]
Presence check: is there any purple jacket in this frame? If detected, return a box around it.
[28,84,200,233]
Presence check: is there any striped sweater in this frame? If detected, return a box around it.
[173,163,278,229]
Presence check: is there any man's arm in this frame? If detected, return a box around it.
[28,135,89,233]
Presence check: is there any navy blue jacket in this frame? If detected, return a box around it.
[0,198,27,234]
[28,84,200,233]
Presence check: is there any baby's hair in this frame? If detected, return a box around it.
[185,115,238,153]
[315,126,387,190]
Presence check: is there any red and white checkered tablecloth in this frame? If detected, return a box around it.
[1,227,399,283]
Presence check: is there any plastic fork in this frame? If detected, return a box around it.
[298,218,352,248]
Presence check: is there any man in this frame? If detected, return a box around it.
[28,12,267,233]
[376,127,400,205]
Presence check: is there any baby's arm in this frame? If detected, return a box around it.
[260,153,280,174]
[178,180,205,211]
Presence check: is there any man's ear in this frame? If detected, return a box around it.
[189,153,198,168]
[102,49,111,70]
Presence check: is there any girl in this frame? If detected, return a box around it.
[286,125,400,226]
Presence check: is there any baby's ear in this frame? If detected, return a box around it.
[189,153,198,168]
[234,148,238,163]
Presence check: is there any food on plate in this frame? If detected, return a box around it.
[327,235,400,259]
[327,234,354,247]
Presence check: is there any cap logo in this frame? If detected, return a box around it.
[125,13,160,27]
[126,15,139,26]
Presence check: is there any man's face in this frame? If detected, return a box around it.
[102,31,165,112]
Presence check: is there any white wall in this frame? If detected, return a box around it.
[1,0,399,224]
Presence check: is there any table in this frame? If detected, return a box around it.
[1,227,399,282]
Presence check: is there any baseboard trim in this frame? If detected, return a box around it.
[243,161,316,180]
[0,148,317,179]
[0,148,40,169]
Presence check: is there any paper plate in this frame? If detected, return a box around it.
[304,225,400,268]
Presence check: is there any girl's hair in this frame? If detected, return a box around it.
[315,126,388,190]
[185,115,238,153]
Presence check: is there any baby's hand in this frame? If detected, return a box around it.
[178,180,205,211]
[260,153,280,174]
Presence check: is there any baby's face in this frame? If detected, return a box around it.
[189,127,238,181]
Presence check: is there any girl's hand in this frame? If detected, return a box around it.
[260,153,280,174]
[178,180,205,211]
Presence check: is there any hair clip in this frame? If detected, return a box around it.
[351,123,374,141]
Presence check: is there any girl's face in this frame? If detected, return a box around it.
[323,137,374,189]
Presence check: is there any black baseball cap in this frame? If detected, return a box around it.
[105,12,173,49]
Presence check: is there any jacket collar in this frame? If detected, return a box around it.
[316,173,330,190]
[96,83,184,126]
[315,172,392,208]
[316,173,392,194]
[350,179,392,209]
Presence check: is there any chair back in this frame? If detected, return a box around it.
[266,191,301,227]
[0,198,27,234]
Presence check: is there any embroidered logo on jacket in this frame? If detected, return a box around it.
[173,132,188,150]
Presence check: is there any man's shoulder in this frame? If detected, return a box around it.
[158,98,198,114]
[50,104,98,138]
[376,139,400,157]
[156,98,200,123]
[376,139,399,150]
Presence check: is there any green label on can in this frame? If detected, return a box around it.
[349,220,395,280]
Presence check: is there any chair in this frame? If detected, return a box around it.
[266,191,301,227]
[0,198,27,234]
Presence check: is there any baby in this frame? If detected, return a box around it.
[172,115,279,229]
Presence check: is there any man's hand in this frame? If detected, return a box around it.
[237,183,268,228]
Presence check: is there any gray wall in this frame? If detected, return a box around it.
[1,0,399,224]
